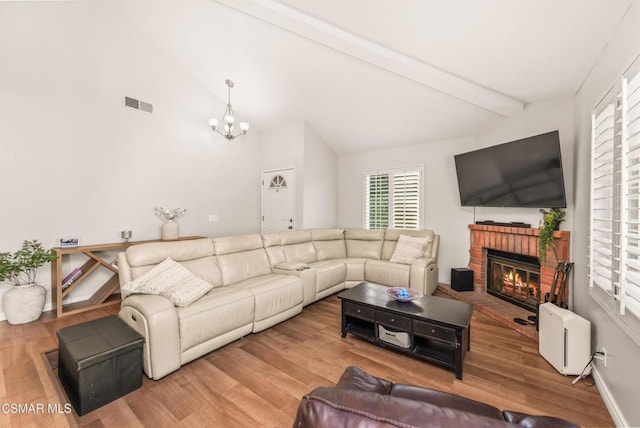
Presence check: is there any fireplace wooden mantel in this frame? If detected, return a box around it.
[468,224,570,300]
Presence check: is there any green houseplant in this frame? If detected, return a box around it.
[0,240,57,325]
[537,208,566,265]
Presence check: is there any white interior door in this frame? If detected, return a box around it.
[262,168,295,233]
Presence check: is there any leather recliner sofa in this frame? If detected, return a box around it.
[294,366,579,428]
[117,228,439,380]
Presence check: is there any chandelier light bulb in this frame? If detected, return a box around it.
[209,79,249,141]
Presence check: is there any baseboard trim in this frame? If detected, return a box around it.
[592,366,627,427]
[0,301,54,322]
[1,295,90,322]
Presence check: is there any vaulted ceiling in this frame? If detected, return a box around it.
[115,0,632,153]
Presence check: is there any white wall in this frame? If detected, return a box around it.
[573,1,640,425]
[261,121,304,229]
[338,136,477,283]
[261,121,339,230]
[0,2,262,319]
[303,123,338,228]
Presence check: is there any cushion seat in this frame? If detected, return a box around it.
[176,287,255,353]
[233,274,303,330]
[307,260,347,293]
[364,259,410,288]
[333,257,368,284]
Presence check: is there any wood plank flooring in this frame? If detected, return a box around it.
[0,293,614,427]
[437,283,540,340]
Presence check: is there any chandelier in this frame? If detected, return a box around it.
[208,79,250,140]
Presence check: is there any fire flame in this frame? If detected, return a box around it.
[502,270,538,296]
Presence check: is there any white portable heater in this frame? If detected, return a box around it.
[538,303,591,375]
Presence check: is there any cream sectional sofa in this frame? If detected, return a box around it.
[117,228,439,380]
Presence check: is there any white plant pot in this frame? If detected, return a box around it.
[161,220,180,240]
[2,283,46,325]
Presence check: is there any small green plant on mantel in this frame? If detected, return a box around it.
[537,208,566,265]
[0,240,57,286]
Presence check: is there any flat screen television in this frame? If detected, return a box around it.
[454,130,567,208]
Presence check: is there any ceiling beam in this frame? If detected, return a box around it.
[215,0,525,116]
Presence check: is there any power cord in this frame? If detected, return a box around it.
[466,207,477,269]
[571,351,604,386]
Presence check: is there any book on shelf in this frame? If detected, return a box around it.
[62,268,82,290]
[61,268,80,284]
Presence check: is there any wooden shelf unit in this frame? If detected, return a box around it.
[51,237,203,318]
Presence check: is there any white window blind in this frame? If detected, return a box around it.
[392,171,420,229]
[621,65,640,318]
[590,95,617,294]
[590,55,640,332]
[364,167,422,230]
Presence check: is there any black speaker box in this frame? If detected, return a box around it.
[451,268,474,292]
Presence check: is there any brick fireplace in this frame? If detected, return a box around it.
[468,224,570,308]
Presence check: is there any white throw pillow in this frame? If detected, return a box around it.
[121,257,213,307]
[160,279,212,308]
[389,235,430,265]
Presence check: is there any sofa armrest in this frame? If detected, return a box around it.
[117,252,133,289]
[119,294,181,380]
[410,257,439,295]
[502,411,580,428]
[274,261,308,271]
[272,267,316,306]
[391,384,503,420]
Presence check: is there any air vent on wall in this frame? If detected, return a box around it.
[124,96,153,113]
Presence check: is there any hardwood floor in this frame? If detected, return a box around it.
[0,293,614,427]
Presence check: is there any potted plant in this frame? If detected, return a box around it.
[0,240,57,325]
[537,208,566,265]
[154,207,187,240]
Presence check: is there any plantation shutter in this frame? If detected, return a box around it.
[590,92,617,294]
[392,171,420,229]
[365,173,389,229]
[621,64,640,318]
[364,166,422,230]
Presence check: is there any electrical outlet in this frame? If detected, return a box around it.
[208,214,219,222]
[595,347,608,367]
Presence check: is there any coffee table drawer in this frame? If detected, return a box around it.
[376,311,411,331]
[344,301,375,321]
[413,320,456,342]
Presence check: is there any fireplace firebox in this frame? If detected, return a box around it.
[486,249,540,312]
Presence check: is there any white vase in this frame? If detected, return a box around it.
[161,219,180,240]
[2,283,46,325]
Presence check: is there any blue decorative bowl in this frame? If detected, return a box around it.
[386,287,423,302]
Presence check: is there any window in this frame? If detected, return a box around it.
[590,92,616,295]
[621,62,640,319]
[269,175,287,190]
[364,166,422,230]
[365,173,389,229]
[590,55,640,341]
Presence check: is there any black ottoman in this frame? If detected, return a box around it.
[57,315,144,416]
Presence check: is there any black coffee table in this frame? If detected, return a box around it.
[338,281,474,379]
